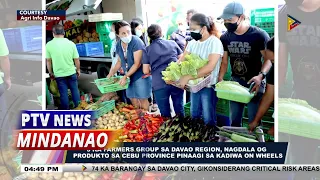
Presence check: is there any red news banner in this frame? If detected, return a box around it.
[14,111,121,150]
[17,10,66,21]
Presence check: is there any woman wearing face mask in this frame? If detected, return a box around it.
[130,20,148,46]
[107,20,152,111]
[108,22,130,104]
[177,13,224,126]
[143,24,184,118]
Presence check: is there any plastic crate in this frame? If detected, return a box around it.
[96,21,116,33]
[94,76,130,94]
[215,89,254,104]
[250,8,275,24]
[98,33,113,54]
[173,76,211,93]
[76,42,104,57]
[218,126,265,142]
[2,26,42,52]
[216,99,229,116]
[184,102,191,117]
[279,116,320,140]
[94,100,115,119]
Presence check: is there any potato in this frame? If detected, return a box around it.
[28,173,39,178]
[83,177,92,180]
[89,173,98,179]
[103,114,108,118]
[67,177,76,180]
[98,117,102,121]
[60,178,67,180]
[82,172,90,176]
[115,122,119,126]
[117,126,122,129]
[39,173,49,179]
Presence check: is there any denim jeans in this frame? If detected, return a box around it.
[55,74,80,110]
[229,76,265,127]
[154,85,184,118]
[191,87,218,125]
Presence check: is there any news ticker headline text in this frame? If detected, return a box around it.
[21,164,320,173]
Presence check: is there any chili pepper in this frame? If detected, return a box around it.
[128,134,133,139]
[146,125,152,133]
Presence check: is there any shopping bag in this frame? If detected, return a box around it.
[49,80,60,97]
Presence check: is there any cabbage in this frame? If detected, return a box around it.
[161,53,209,85]
[215,81,250,95]
[278,98,320,122]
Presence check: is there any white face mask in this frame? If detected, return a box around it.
[135,30,143,37]
[109,32,116,40]
[178,25,185,32]
[121,35,132,44]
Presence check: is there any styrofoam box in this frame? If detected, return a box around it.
[88,13,123,22]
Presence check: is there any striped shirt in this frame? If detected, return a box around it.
[185,35,224,85]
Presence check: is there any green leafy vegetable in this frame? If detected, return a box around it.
[161,53,208,85]
[278,98,320,122]
[215,81,251,95]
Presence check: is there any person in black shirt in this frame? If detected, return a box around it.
[278,0,320,169]
[249,37,274,136]
[218,1,272,127]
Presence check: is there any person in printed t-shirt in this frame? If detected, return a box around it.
[46,24,81,110]
[278,0,320,170]
[218,1,271,127]
[0,28,11,123]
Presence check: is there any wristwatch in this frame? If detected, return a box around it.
[259,72,267,79]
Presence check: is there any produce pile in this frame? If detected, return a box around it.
[96,77,121,86]
[215,81,251,95]
[25,172,100,180]
[94,109,126,130]
[278,98,320,122]
[116,113,164,142]
[74,101,103,110]
[217,127,260,142]
[97,92,119,103]
[162,53,208,85]
[152,117,218,142]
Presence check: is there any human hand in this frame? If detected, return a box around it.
[248,74,263,93]
[49,73,55,80]
[164,80,174,85]
[107,72,114,79]
[267,126,274,136]
[218,76,224,82]
[248,121,259,132]
[177,75,191,89]
[119,75,128,86]
[76,69,80,78]
[4,77,11,90]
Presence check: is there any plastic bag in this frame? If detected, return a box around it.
[49,80,60,97]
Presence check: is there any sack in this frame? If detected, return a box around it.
[49,80,60,97]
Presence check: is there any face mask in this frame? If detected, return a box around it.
[121,35,132,44]
[224,18,240,32]
[178,25,185,32]
[190,29,202,41]
[135,30,143,37]
[109,32,116,40]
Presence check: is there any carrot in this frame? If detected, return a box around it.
[121,107,132,112]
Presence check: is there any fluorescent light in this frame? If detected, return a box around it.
[93,0,102,9]
[46,0,60,6]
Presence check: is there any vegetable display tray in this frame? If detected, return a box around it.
[219,126,265,142]
[279,116,320,140]
[94,76,130,94]
[94,100,115,119]
[215,89,254,104]
[173,76,211,93]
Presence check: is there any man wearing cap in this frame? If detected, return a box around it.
[218,1,272,127]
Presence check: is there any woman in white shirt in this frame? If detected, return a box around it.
[177,14,224,126]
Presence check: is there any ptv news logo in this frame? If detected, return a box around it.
[287,14,301,31]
